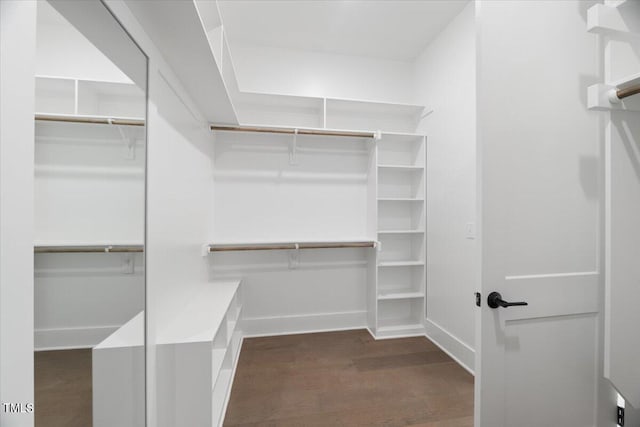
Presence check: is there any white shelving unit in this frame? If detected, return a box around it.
[35,75,145,121]
[374,133,426,339]
[156,280,243,427]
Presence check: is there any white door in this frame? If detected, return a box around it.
[475,1,602,426]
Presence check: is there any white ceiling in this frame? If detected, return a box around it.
[217,0,469,62]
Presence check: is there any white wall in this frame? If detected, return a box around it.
[413,2,477,371]
[36,1,130,83]
[230,43,415,104]
[0,1,36,425]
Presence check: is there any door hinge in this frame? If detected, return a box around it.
[475,292,481,307]
[618,405,625,426]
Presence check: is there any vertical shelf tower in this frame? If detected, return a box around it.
[373,134,426,338]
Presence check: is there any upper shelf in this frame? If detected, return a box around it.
[124,0,239,124]
[35,76,145,120]
[122,1,426,131]
[587,2,640,37]
[232,91,426,134]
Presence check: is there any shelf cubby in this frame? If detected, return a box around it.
[35,76,76,115]
[377,298,424,333]
[378,201,425,232]
[377,167,424,200]
[378,264,424,298]
[378,233,424,264]
[325,98,423,133]
[377,134,425,167]
[77,80,145,118]
[234,92,325,129]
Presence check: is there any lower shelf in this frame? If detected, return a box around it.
[378,260,424,267]
[378,291,424,300]
[376,321,425,339]
[378,321,424,332]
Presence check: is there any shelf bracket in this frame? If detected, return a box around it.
[288,243,300,269]
[121,253,135,274]
[588,84,640,112]
[587,3,640,37]
[115,124,138,160]
[289,129,299,165]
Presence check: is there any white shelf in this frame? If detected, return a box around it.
[377,164,424,171]
[378,198,424,202]
[377,322,424,333]
[378,230,424,235]
[158,280,240,345]
[378,291,424,301]
[611,71,640,90]
[378,260,424,267]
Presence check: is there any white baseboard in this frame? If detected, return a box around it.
[242,310,367,338]
[424,318,475,375]
[35,325,119,351]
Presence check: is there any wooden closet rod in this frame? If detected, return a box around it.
[208,241,376,252]
[35,245,144,253]
[35,114,145,127]
[617,84,640,100]
[210,124,376,139]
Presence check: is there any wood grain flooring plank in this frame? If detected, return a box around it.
[224,329,474,426]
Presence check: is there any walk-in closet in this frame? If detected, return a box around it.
[2,0,639,426]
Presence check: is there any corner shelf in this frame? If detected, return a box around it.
[378,291,424,301]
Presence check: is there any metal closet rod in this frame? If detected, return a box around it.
[617,84,640,100]
[34,245,144,254]
[208,241,376,252]
[35,114,145,127]
[210,124,376,139]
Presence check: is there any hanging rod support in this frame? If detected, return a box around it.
[616,84,640,100]
[609,84,640,103]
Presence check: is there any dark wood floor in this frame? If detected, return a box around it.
[224,330,474,427]
[35,349,92,427]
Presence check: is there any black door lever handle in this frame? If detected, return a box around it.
[487,292,528,309]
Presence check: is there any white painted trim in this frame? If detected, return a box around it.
[424,318,475,375]
[35,325,119,351]
[242,310,367,337]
